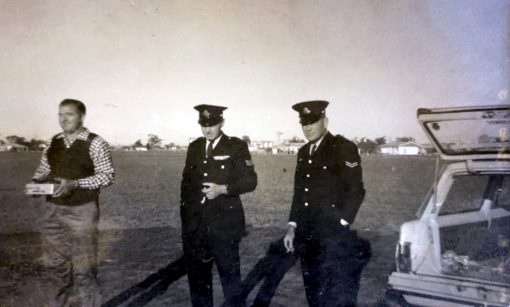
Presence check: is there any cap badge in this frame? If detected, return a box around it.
[203,110,211,118]
[303,107,311,114]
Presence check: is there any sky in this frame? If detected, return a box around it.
[0,0,508,145]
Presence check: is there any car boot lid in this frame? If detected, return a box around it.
[418,105,510,161]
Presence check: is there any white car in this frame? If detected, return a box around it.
[386,105,510,306]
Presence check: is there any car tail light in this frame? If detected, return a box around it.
[396,241,412,273]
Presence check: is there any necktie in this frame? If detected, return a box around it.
[207,141,213,158]
[311,144,317,156]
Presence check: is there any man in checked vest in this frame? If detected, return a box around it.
[32,98,115,306]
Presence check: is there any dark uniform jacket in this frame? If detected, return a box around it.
[289,132,365,239]
[180,134,257,247]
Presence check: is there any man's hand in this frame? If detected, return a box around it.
[202,182,227,200]
[53,177,78,198]
[283,225,296,253]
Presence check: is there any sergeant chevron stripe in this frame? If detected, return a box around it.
[345,161,359,168]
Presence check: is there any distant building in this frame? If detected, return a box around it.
[379,141,423,155]
[267,140,306,154]
[282,141,306,154]
[249,140,274,153]
[0,139,29,152]
[0,143,28,152]
[252,140,274,149]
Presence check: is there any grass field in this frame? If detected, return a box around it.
[0,151,434,233]
[0,151,436,306]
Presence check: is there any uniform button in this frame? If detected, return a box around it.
[306,174,310,178]
[331,204,335,208]
[204,173,208,177]
[221,165,225,169]
[304,202,309,207]
[203,160,207,164]
[308,160,312,164]
[323,166,327,169]
[304,188,309,192]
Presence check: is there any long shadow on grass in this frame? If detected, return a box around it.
[102,234,370,307]
[224,233,372,307]
[100,242,298,307]
[101,256,186,307]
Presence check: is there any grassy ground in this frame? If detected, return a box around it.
[0,151,436,306]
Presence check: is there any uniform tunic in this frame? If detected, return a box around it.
[290,132,364,239]
[289,132,365,307]
[180,133,257,307]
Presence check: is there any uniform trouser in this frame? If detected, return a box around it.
[300,235,363,307]
[41,200,101,307]
[184,238,244,307]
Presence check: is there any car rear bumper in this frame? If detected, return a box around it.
[387,272,510,306]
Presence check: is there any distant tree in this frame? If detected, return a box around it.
[242,135,251,145]
[358,138,378,154]
[396,136,415,143]
[27,139,47,151]
[290,136,305,143]
[133,139,144,147]
[375,136,386,145]
[166,142,180,150]
[6,135,19,143]
[6,135,28,146]
[147,134,162,150]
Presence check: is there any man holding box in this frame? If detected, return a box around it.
[31,98,114,306]
[180,104,257,307]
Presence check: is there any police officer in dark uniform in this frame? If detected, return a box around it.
[180,104,257,307]
[283,100,365,307]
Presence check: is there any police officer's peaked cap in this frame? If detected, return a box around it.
[194,104,228,127]
[292,100,329,125]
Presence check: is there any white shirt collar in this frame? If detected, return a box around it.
[56,127,90,140]
[206,133,223,151]
[309,131,327,155]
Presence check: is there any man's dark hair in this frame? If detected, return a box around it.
[60,99,86,115]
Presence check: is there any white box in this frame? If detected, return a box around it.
[25,183,55,195]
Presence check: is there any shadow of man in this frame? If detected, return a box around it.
[225,231,371,307]
[102,256,186,307]
[102,231,370,307]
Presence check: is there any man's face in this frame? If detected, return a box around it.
[301,117,328,142]
[201,121,223,141]
[59,105,84,134]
